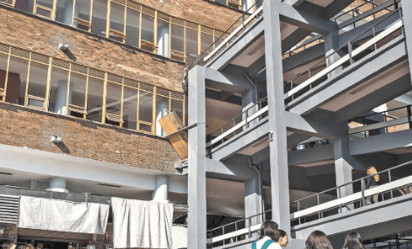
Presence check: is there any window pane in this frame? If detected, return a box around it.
[37,0,53,9]
[70,72,87,107]
[140,123,151,133]
[49,67,69,114]
[186,28,198,60]
[55,0,73,25]
[15,0,34,13]
[27,62,49,99]
[110,2,124,32]
[125,8,140,47]
[201,32,213,51]
[171,99,184,123]
[86,77,104,122]
[106,83,122,115]
[156,95,169,135]
[0,53,8,90]
[7,56,28,105]
[157,19,169,57]
[36,7,52,18]
[138,90,152,123]
[171,24,184,52]
[77,0,91,21]
[91,0,107,36]
[123,86,137,130]
[141,13,154,43]
[215,0,226,5]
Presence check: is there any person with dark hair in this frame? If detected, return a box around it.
[342,231,365,249]
[305,230,333,249]
[251,221,281,249]
[273,230,288,247]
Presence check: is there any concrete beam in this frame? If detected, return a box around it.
[305,164,335,177]
[205,66,252,93]
[205,157,257,180]
[288,144,334,166]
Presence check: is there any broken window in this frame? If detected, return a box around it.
[48,66,69,114]
[138,86,153,133]
[27,61,49,109]
[125,7,140,47]
[185,27,198,60]
[15,0,34,13]
[86,75,104,122]
[0,53,8,101]
[109,2,126,42]
[123,86,137,130]
[91,0,107,36]
[68,71,87,117]
[55,0,73,25]
[7,56,28,105]
[141,12,156,52]
[171,99,184,125]
[171,23,185,61]
[105,81,123,126]
[35,0,54,19]
[201,31,213,52]
[156,16,170,57]
[74,0,92,31]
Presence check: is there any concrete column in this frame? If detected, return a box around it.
[332,134,353,199]
[244,173,263,234]
[62,0,80,27]
[263,0,291,234]
[152,175,169,202]
[54,80,71,115]
[187,66,207,249]
[402,0,412,84]
[157,26,170,57]
[47,177,68,193]
[30,180,38,190]
[156,98,169,136]
[242,89,257,129]
[324,30,342,78]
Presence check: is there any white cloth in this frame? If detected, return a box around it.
[18,196,109,234]
[255,236,282,249]
[111,197,173,249]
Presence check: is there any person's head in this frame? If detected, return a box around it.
[305,230,333,249]
[367,166,379,182]
[342,231,364,249]
[274,229,288,247]
[258,221,279,240]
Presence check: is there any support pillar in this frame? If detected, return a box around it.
[244,173,263,234]
[157,26,170,57]
[332,133,353,199]
[156,98,169,136]
[401,0,412,84]
[54,80,71,115]
[242,89,257,129]
[187,66,207,249]
[324,29,342,78]
[62,0,79,27]
[263,0,291,234]
[152,175,169,202]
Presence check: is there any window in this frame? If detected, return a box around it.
[7,56,29,105]
[86,76,104,122]
[74,0,92,31]
[55,0,73,25]
[171,24,185,61]
[91,0,107,36]
[49,66,69,114]
[155,93,169,135]
[141,13,156,52]
[201,32,213,52]
[171,99,184,125]
[68,72,87,117]
[185,27,198,60]
[15,0,34,12]
[35,0,54,19]
[0,53,8,100]
[105,82,123,126]
[138,87,153,133]
[123,86,137,129]
[27,61,49,109]
[109,2,126,42]
[125,8,140,47]
[157,18,169,57]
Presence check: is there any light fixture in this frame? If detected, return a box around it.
[58,43,69,52]
[51,135,62,144]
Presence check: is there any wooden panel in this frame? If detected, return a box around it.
[159,111,187,160]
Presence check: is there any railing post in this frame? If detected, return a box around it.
[222,226,225,245]
[361,178,366,207]
[348,42,354,64]
[248,217,252,237]
[388,170,394,199]
[245,109,249,128]
[316,194,321,219]
[407,106,412,129]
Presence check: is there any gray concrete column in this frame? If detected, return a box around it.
[54,80,71,115]
[263,0,291,234]
[332,134,353,198]
[157,26,170,57]
[244,173,263,232]
[152,175,169,202]
[156,98,169,136]
[187,66,207,249]
[62,0,80,27]
[242,89,257,129]
[400,0,412,84]
[324,30,342,78]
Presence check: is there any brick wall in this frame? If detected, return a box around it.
[0,102,181,174]
[0,7,184,93]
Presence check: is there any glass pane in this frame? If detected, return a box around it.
[55,0,73,25]
[0,53,8,90]
[156,95,169,135]
[138,90,152,123]
[201,32,213,51]
[15,0,34,12]
[49,67,69,114]
[123,86,137,129]
[171,99,184,123]
[110,2,124,32]
[86,77,104,122]
[77,0,91,21]
[106,83,122,115]
[7,56,28,105]
[215,0,226,5]
[28,98,44,108]
[91,0,107,36]
[125,8,140,47]
[139,123,151,133]
[37,0,53,9]
[141,13,154,43]
[70,72,87,107]
[171,24,184,52]
[27,62,49,99]
[157,19,169,57]
[37,7,52,18]
[186,28,198,60]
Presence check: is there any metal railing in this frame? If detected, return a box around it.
[284,8,403,105]
[206,96,268,149]
[348,105,412,138]
[283,35,325,59]
[185,0,264,73]
[207,209,272,247]
[290,160,412,226]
